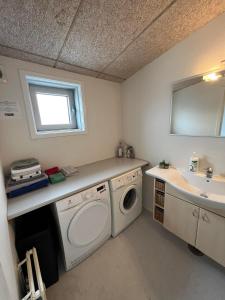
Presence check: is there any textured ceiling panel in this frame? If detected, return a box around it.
[59,0,174,71]
[0,0,225,82]
[0,45,55,67]
[0,0,80,58]
[103,0,225,78]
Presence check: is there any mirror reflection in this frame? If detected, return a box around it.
[170,70,225,137]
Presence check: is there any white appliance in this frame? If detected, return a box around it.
[53,182,111,271]
[109,168,142,237]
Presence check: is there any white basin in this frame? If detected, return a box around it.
[180,170,225,196]
[146,166,225,211]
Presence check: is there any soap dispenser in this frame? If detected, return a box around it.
[189,152,199,172]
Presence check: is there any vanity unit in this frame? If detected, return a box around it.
[148,167,225,268]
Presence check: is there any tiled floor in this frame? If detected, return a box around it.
[47,210,225,300]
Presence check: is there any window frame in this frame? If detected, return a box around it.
[20,70,87,139]
[29,84,77,131]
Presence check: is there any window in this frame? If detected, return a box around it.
[20,71,86,138]
[29,85,77,131]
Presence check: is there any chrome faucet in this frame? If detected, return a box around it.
[206,167,213,178]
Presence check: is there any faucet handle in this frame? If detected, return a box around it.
[189,164,194,172]
[205,167,213,178]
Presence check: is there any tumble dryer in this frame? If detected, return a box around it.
[53,182,111,271]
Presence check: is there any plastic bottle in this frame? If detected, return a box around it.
[189,152,199,172]
[117,142,123,158]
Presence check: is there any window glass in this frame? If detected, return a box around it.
[36,93,70,125]
[29,84,77,131]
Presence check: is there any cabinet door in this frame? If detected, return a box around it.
[164,194,199,246]
[196,209,225,267]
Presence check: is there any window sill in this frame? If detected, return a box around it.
[30,128,87,139]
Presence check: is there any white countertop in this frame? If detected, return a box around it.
[8,157,148,220]
[146,166,225,211]
[145,166,197,193]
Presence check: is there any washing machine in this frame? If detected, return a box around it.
[109,168,142,237]
[53,182,111,271]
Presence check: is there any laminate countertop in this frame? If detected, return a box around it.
[7,157,148,220]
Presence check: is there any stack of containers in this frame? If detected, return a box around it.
[45,166,65,184]
[6,158,49,198]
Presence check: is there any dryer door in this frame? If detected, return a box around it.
[68,201,109,247]
[120,185,139,215]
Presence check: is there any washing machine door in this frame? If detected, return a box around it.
[68,201,109,247]
[119,185,139,215]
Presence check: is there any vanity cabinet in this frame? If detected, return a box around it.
[196,209,225,267]
[153,178,225,267]
[164,194,199,246]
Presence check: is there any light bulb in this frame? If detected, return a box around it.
[203,72,222,82]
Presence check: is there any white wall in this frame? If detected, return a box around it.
[0,56,122,172]
[122,12,225,211]
[0,161,19,300]
[0,56,121,296]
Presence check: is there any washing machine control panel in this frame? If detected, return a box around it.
[56,193,83,211]
[82,182,108,201]
[56,182,109,211]
[110,168,142,191]
[126,174,136,183]
[126,169,142,183]
[111,177,125,190]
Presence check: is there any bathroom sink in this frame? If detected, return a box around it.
[146,166,225,211]
[180,170,225,196]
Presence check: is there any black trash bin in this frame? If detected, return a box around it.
[15,206,59,288]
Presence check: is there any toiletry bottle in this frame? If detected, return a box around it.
[117,142,123,158]
[126,147,131,158]
[123,142,128,158]
[189,152,199,172]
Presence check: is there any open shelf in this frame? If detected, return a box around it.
[155,190,165,208]
[154,203,164,210]
[154,206,164,224]
[153,178,165,224]
[155,178,165,192]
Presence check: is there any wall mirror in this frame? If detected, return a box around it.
[170,70,225,137]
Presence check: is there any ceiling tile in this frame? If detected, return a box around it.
[103,0,225,78]
[55,61,100,77]
[0,0,80,59]
[59,0,174,71]
[0,45,55,67]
